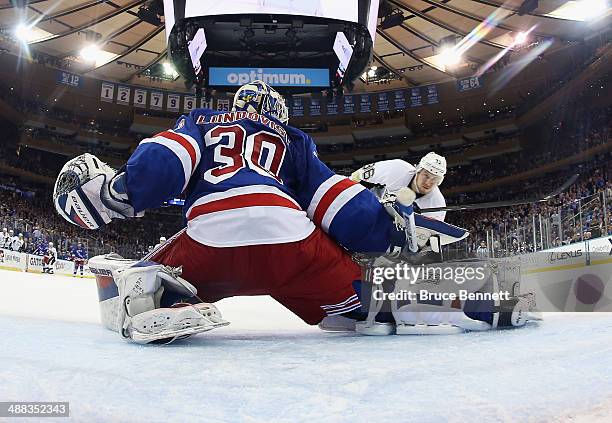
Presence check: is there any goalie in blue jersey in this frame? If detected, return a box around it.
[52,81,536,343]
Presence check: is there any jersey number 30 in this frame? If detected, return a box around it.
[203,124,286,184]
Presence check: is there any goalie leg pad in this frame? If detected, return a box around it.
[115,264,229,343]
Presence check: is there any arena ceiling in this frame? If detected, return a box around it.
[0,0,609,92]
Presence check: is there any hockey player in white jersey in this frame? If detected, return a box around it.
[351,153,447,221]
[321,153,539,335]
[43,242,58,274]
[10,233,25,252]
[2,229,15,250]
[0,228,8,249]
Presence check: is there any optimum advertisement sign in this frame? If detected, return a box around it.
[209,68,330,87]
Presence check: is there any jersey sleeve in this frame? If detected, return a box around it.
[290,130,396,253]
[125,113,203,212]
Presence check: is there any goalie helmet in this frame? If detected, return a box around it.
[416,152,447,185]
[232,80,289,124]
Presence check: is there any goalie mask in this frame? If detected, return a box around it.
[232,80,289,124]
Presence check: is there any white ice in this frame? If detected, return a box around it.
[1,268,611,423]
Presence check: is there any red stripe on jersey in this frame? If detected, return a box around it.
[312,178,357,226]
[188,193,300,220]
[156,131,197,169]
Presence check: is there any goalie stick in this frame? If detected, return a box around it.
[419,174,580,213]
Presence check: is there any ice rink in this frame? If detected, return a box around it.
[1,268,611,423]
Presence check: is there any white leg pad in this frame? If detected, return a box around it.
[114,264,229,343]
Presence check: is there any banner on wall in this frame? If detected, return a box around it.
[200,97,214,109]
[133,89,147,108]
[409,87,422,108]
[150,92,163,110]
[100,83,114,103]
[96,80,442,116]
[457,76,483,92]
[343,95,355,114]
[393,90,406,109]
[426,84,439,105]
[309,98,322,116]
[326,97,339,115]
[216,98,230,112]
[291,97,304,117]
[183,96,196,112]
[359,94,372,113]
[117,86,131,105]
[58,71,82,88]
[167,94,180,111]
[376,92,389,112]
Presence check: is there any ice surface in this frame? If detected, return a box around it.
[1,268,611,423]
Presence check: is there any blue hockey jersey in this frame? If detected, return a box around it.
[71,246,88,260]
[125,109,396,252]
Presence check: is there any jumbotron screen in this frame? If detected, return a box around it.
[164,0,379,43]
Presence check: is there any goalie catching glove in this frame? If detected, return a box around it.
[53,153,142,230]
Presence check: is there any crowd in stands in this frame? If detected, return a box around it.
[449,161,612,258]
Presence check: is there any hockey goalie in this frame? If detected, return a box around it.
[52,81,538,343]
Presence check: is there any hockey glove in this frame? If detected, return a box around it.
[53,153,143,230]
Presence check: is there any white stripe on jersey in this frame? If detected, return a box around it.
[186,185,300,214]
[140,130,201,192]
[306,174,345,218]
[186,185,315,248]
[319,184,365,232]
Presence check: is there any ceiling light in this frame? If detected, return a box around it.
[515,31,528,45]
[14,23,31,42]
[440,47,462,66]
[162,62,176,76]
[368,69,376,78]
[370,66,378,71]
[80,44,101,62]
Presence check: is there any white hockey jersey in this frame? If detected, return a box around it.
[354,159,447,221]
[46,247,57,258]
[9,237,24,252]
[0,232,8,249]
